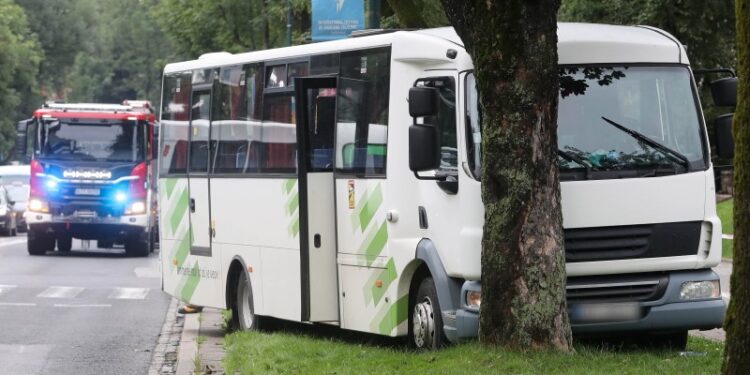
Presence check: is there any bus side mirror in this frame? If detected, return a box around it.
[408,87,440,173]
[15,119,30,160]
[715,113,734,159]
[711,77,738,107]
[409,87,438,117]
[409,124,440,172]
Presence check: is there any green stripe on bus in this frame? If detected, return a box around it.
[284,179,296,194]
[358,183,383,231]
[288,217,299,237]
[170,187,189,234]
[377,295,408,335]
[364,258,396,306]
[180,262,201,301]
[165,178,178,198]
[286,192,299,215]
[174,230,191,268]
[364,222,388,265]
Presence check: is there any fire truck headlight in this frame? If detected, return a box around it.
[125,201,146,215]
[115,191,128,203]
[45,180,58,189]
[28,199,49,213]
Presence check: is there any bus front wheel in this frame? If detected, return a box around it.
[236,272,262,331]
[409,277,447,350]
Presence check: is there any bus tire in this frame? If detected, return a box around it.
[57,235,72,253]
[236,271,262,331]
[410,277,447,350]
[28,229,54,255]
[125,234,149,257]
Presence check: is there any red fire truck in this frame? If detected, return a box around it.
[16,100,158,256]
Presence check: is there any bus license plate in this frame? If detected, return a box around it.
[75,188,100,196]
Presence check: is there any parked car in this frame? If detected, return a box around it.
[0,186,17,236]
[0,165,30,233]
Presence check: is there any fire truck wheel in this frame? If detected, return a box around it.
[125,235,149,257]
[57,236,72,253]
[28,230,54,256]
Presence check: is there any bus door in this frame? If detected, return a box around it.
[295,77,339,322]
[187,88,213,259]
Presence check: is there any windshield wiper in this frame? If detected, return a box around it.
[601,117,691,170]
[557,149,594,179]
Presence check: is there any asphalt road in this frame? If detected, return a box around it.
[0,234,169,375]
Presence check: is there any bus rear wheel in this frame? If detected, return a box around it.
[236,272,262,331]
[410,277,447,350]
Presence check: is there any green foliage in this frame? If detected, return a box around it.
[67,0,174,104]
[0,0,42,161]
[718,198,734,234]
[16,0,97,96]
[224,329,723,374]
[153,0,312,58]
[559,0,736,70]
[385,0,449,28]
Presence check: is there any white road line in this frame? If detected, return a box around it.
[0,239,28,248]
[0,285,17,296]
[0,302,36,307]
[37,287,84,299]
[108,287,150,300]
[53,304,111,308]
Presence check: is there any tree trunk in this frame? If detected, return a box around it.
[723,0,750,372]
[440,0,572,350]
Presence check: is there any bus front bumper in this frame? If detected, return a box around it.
[449,269,725,341]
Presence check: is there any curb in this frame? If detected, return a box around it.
[175,311,200,375]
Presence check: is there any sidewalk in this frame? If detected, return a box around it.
[174,308,227,375]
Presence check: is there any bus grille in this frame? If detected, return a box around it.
[566,273,668,303]
[564,221,702,262]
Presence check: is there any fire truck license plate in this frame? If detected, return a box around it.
[75,188,100,196]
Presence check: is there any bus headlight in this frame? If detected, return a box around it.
[466,290,481,309]
[28,198,50,213]
[680,280,721,300]
[125,201,146,215]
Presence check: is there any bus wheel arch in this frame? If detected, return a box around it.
[407,239,463,348]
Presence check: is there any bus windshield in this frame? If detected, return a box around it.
[37,119,146,163]
[465,66,706,179]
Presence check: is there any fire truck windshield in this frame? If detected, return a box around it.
[38,119,146,163]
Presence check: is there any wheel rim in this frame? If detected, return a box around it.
[238,278,254,330]
[412,296,435,348]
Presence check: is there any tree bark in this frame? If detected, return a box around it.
[723,0,750,372]
[440,0,572,350]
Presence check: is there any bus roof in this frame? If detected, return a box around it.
[163,23,688,74]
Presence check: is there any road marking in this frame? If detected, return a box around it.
[0,302,36,307]
[0,239,27,248]
[0,285,17,296]
[37,286,84,299]
[109,287,150,300]
[53,304,111,308]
